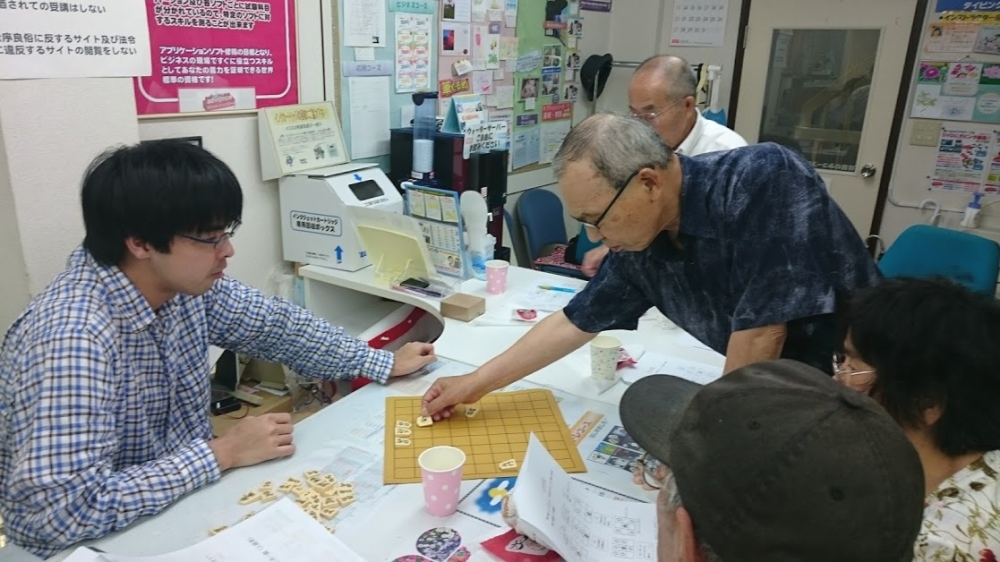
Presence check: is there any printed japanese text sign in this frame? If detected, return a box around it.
[134,0,298,116]
[0,1,151,80]
[937,0,1000,12]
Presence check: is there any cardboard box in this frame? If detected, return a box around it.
[440,293,486,322]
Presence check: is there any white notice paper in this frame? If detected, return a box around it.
[349,76,392,158]
[63,499,365,562]
[344,0,387,47]
[669,0,728,47]
[512,436,659,562]
[0,3,151,79]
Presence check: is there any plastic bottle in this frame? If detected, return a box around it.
[961,192,984,228]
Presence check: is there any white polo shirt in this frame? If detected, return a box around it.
[675,110,748,156]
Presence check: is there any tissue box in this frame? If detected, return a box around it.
[440,293,486,322]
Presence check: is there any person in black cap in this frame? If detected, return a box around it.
[622,360,924,561]
[835,278,1000,561]
[421,113,879,419]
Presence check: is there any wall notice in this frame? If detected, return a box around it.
[134,0,298,116]
[0,1,151,80]
[931,126,989,192]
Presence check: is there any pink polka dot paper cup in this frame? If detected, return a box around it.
[418,446,466,517]
[485,260,509,295]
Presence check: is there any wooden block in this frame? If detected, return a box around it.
[499,459,518,470]
[322,496,341,510]
[394,426,412,436]
[337,493,356,507]
[416,415,433,427]
[259,490,279,503]
[324,525,336,534]
[278,478,303,494]
[395,437,412,447]
[335,483,355,494]
[303,470,322,483]
[464,406,479,418]
[395,420,412,429]
[238,490,261,505]
[259,481,273,491]
[319,506,340,520]
[208,525,228,536]
[310,481,334,495]
[440,293,486,322]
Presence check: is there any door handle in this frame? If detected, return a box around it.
[860,164,877,178]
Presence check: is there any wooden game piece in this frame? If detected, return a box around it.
[258,489,279,503]
[303,470,322,485]
[395,437,412,446]
[394,426,412,436]
[208,525,228,536]
[337,493,356,507]
[238,490,261,505]
[395,420,412,428]
[416,415,433,427]
[242,511,257,521]
[319,505,340,520]
[322,496,341,510]
[499,459,518,470]
[309,480,334,495]
[324,525,336,534]
[278,477,303,494]
[464,405,479,417]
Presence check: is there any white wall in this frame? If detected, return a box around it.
[0,78,139,301]
[596,0,743,117]
[880,2,1000,248]
[0,123,30,331]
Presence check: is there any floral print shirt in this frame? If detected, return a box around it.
[916,450,1000,562]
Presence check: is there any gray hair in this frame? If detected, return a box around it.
[637,54,698,101]
[552,113,672,190]
[659,473,723,562]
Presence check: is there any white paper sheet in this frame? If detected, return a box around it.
[442,0,472,22]
[349,76,392,159]
[513,436,659,562]
[344,0,387,47]
[540,120,572,164]
[395,13,433,93]
[355,47,376,61]
[64,499,365,562]
[442,22,472,56]
[669,0,728,47]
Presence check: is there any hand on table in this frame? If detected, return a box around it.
[390,342,437,378]
[581,245,610,278]
[209,413,295,471]
[421,373,487,420]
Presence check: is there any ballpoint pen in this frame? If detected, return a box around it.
[538,285,576,293]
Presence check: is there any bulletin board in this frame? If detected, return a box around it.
[333,0,580,174]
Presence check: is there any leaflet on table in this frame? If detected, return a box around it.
[64,499,364,562]
[404,184,468,278]
[511,435,659,562]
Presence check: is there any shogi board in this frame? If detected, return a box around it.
[383,388,587,484]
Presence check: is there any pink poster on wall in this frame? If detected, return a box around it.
[134,0,298,116]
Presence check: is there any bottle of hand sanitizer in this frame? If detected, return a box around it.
[961,192,984,229]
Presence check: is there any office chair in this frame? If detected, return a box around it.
[878,224,1000,296]
[515,189,587,280]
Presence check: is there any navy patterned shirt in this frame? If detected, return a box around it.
[564,143,881,373]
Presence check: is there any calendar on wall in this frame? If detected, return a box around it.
[669,0,729,48]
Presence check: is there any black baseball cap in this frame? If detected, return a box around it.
[620,360,925,562]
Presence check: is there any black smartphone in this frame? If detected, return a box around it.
[400,277,430,289]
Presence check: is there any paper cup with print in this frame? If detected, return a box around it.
[486,259,510,295]
[590,335,622,384]
[418,446,466,516]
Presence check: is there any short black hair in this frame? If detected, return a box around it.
[838,278,1000,456]
[81,140,242,266]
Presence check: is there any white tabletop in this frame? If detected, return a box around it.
[0,264,724,561]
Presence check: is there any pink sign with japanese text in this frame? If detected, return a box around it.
[134,0,298,116]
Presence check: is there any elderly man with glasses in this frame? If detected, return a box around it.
[0,140,436,557]
[422,112,879,419]
[580,54,746,278]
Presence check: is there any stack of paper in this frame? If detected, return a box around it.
[64,499,365,562]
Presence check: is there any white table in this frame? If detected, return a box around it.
[0,265,724,561]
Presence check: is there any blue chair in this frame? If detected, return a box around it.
[573,224,603,265]
[878,224,1000,296]
[516,189,587,280]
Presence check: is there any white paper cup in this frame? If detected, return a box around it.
[590,335,621,383]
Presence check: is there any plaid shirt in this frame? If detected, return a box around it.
[0,247,393,557]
